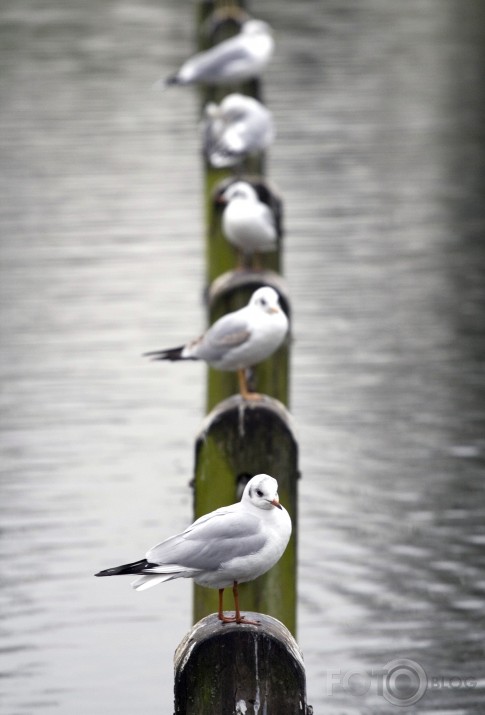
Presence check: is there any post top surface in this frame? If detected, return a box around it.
[197,393,298,442]
[174,612,304,673]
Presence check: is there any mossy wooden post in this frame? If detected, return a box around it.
[174,614,311,714]
[193,395,299,634]
[191,0,297,645]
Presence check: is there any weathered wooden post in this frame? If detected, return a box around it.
[174,614,311,714]
[193,395,299,632]
[172,2,308,711]
[190,0,297,631]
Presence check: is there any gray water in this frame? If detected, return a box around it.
[1,1,485,713]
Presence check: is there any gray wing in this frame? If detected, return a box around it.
[182,39,254,83]
[146,508,266,571]
[195,310,251,361]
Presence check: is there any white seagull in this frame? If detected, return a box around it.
[144,286,288,400]
[202,93,274,168]
[96,474,291,624]
[219,181,278,267]
[164,19,274,87]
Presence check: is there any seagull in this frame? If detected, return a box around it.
[219,181,278,268]
[202,93,274,168]
[164,19,274,87]
[144,286,288,400]
[95,474,291,625]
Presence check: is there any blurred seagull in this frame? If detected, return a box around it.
[96,473,291,624]
[202,93,274,168]
[219,181,278,268]
[144,286,288,400]
[164,19,274,87]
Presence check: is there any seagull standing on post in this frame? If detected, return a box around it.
[202,93,274,168]
[144,286,288,401]
[219,181,278,268]
[163,19,274,87]
[95,474,291,625]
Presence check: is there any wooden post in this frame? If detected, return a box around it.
[174,613,311,714]
[193,395,299,634]
[193,2,294,628]
[189,0,300,678]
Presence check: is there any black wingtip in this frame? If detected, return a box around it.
[95,559,150,578]
[142,346,185,361]
[95,567,117,577]
[165,74,181,87]
[94,565,129,577]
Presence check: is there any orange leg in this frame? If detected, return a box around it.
[217,583,261,625]
[218,582,260,626]
[232,581,260,625]
[237,369,261,401]
[218,587,237,623]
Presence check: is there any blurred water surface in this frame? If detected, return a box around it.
[1,0,485,713]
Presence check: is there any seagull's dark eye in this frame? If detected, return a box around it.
[256,488,264,497]
[259,298,267,307]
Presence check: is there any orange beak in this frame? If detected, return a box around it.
[271,498,282,510]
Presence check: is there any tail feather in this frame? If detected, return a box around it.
[131,574,176,591]
[165,74,182,87]
[95,559,155,577]
[152,78,173,92]
[143,346,186,361]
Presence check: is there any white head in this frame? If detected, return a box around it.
[248,286,282,315]
[242,474,282,510]
[242,20,272,37]
[222,181,259,204]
